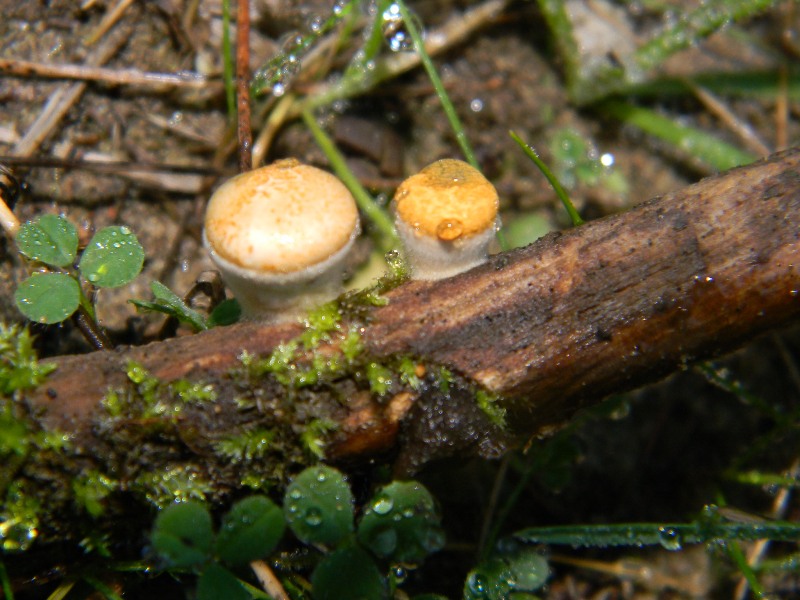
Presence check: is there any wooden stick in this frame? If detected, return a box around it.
[24,149,800,469]
[0,57,219,91]
[236,0,253,173]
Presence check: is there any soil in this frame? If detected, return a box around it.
[1,0,798,598]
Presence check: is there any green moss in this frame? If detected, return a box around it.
[135,466,213,508]
[365,362,394,396]
[397,357,424,392]
[170,380,217,404]
[103,362,216,419]
[341,326,365,363]
[437,367,453,395]
[0,482,40,552]
[300,301,342,349]
[0,323,57,396]
[0,409,29,456]
[214,428,275,464]
[475,390,507,428]
[73,471,117,518]
[301,418,338,459]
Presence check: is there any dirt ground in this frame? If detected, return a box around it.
[1,0,799,598]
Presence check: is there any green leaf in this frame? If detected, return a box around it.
[16,214,78,268]
[151,501,213,568]
[283,465,354,546]
[215,496,285,566]
[15,272,81,324]
[464,540,549,599]
[79,226,144,288]
[129,281,208,331]
[197,563,251,600]
[207,298,241,327]
[311,543,388,600]
[357,480,444,564]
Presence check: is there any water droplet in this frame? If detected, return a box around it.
[470,98,484,112]
[120,226,131,235]
[87,273,99,282]
[304,507,323,526]
[436,219,464,241]
[308,15,324,33]
[392,565,407,582]
[402,507,414,518]
[600,152,615,167]
[657,526,682,550]
[289,489,302,500]
[333,1,346,15]
[373,495,394,515]
[424,528,446,552]
[381,3,415,52]
[467,573,487,595]
[316,470,327,482]
[272,82,286,97]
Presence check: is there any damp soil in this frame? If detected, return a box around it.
[1,1,799,598]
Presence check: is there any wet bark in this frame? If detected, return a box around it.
[25,148,800,467]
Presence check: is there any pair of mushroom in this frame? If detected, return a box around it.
[203,158,499,320]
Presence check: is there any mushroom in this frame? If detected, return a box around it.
[203,159,360,319]
[393,159,499,280]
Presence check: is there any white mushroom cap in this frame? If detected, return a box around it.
[393,158,499,280]
[203,159,360,318]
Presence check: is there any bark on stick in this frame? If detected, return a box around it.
[26,149,800,467]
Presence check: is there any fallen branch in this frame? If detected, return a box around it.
[23,149,800,477]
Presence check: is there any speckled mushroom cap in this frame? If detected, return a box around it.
[394,158,499,241]
[203,159,360,318]
[204,158,359,276]
[393,159,500,280]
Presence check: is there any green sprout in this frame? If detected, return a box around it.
[14,215,144,325]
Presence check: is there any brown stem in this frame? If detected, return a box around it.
[236,0,252,173]
[71,305,113,351]
[23,149,800,467]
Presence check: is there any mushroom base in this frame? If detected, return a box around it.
[203,232,354,321]
[397,219,498,280]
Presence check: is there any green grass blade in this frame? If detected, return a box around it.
[515,519,800,548]
[394,0,478,170]
[510,130,583,226]
[636,0,779,72]
[628,70,800,101]
[302,109,399,252]
[83,575,125,600]
[0,559,13,600]
[600,100,757,171]
[725,541,766,597]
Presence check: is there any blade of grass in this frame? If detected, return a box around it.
[628,70,800,102]
[726,541,766,598]
[394,0,478,170]
[83,575,125,600]
[46,580,76,600]
[0,559,13,600]
[302,109,399,252]
[600,99,757,171]
[515,518,800,547]
[636,0,779,72]
[510,130,583,226]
